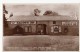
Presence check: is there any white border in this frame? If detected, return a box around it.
[0,0,3,52]
[2,0,80,3]
[0,0,80,52]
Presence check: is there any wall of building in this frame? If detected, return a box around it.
[48,21,62,35]
[6,20,79,36]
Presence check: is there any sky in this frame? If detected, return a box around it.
[4,4,79,19]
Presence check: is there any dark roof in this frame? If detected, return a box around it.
[7,15,77,21]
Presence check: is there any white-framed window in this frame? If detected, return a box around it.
[51,26,61,33]
[53,26,59,33]
[72,22,77,25]
[62,22,66,25]
[25,26,32,32]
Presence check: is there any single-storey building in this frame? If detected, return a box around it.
[6,15,79,36]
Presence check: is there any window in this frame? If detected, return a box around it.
[53,26,59,33]
[25,26,32,32]
[51,26,61,33]
[28,27,32,32]
[72,22,77,25]
[25,27,28,32]
[53,21,56,24]
[62,22,66,25]
[62,21,78,26]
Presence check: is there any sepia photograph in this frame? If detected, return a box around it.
[3,4,79,51]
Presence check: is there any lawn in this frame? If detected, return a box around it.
[3,35,79,51]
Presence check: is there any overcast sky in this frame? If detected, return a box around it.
[5,4,79,19]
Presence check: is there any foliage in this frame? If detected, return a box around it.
[34,9,40,16]
[43,10,59,16]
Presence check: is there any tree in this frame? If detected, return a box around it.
[34,9,40,16]
[43,10,53,15]
[43,10,59,16]
[3,4,8,27]
[9,13,13,17]
[3,5,14,36]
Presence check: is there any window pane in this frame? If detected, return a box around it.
[72,22,77,25]
[29,27,32,32]
[51,26,53,32]
[53,21,56,24]
[25,27,28,32]
[53,26,59,33]
[25,26,32,32]
[62,22,66,25]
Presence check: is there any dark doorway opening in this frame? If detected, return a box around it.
[13,25,24,34]
[37,24,46,35]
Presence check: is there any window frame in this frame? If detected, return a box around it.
[25,26,32,33]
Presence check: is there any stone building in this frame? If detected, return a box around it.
[6,15,79,36]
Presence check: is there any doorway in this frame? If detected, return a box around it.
[13,25,24,34]
[37,24,46,35]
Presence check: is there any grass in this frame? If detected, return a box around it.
[3,35,79,51]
